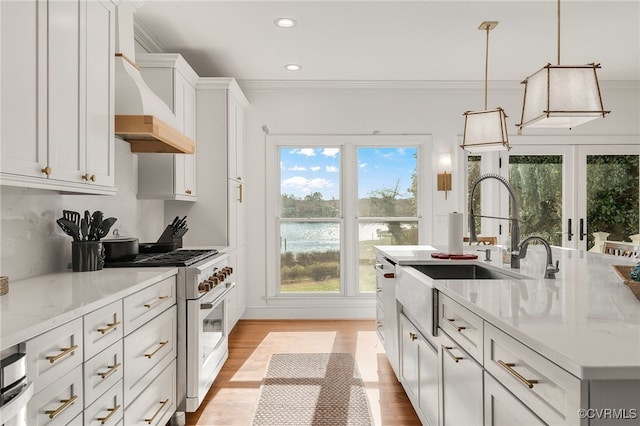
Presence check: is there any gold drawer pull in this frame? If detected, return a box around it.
[145,341,169,359]
[383,272,395,278]
[144,295,169,309]
[145,399,169,424]
[447,318,466,332]
[97,320,121,335]
[99,363,122,379]
[444,346,462,363]
[45,394,78,419]
[97,404,121,424]
[46,344,79,363]
[498,360,539,389]
[185,189,192,194]
[41,166,52,176]
[409,332,418,341]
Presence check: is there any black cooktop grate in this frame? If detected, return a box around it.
[104,249,219,267]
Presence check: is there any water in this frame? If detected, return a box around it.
[280,222,388,254]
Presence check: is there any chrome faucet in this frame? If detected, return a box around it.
[514,236,560,279]
[468,173,559,278]
[468,174,520,268]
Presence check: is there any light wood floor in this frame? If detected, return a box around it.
[186,319,421,426]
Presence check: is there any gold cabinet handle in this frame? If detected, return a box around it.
[444,346,463,363]
[376,288,383,293]
[409,332,417,341]
[447,318,466,332]
[383,272,395,278]
[97,404,121,424]
[99,362,122,379]
[90,174,96,182]
[144,341,168,359]
[185,189,192,194]
[46,344,79,363]
[97,320,121,335]
[41,166,52,176]
[497,360,539,389]
[144,295,169,309]
[376,321,383,328]
[82,173,90,181]
[237,183,243,203]
[45,395,78,419]
[145,399,169,424]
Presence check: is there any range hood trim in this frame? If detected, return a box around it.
[115,115,196,154]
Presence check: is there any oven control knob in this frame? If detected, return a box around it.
[223,267,233,276]
[198,282,211,292]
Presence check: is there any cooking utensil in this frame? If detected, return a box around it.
[102,237,139,262]
[62,210,80,227]
[97,217,117,240]
[56,218,81,242]
[80,218,89,241]
[89,211,104,241]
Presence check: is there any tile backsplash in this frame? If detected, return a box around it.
[1,140,166,280]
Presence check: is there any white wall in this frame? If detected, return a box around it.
[240,82,639,318]
[0,140,165,280]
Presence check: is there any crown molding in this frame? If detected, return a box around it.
[238,79,639,92]
[133,19,166,53]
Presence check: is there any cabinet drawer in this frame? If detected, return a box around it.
[124,360,176,426]
[484,323,582,426]
[438,294,483,363]
[26,318,83,394]
[376,302,384,343]
[84,380,123,426]
[84,340,123,407]
[123,306,176,407]
[484,372,545,426]
[27,364,83,426]
[123,276,176,335]
[84,300,123,360]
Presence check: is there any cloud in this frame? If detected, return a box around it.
[281,176,334,193]
[290,148,316,157]
[310,166,321,172]
[323,148,339,158]
[326,165,338,173]
[359,162,367,169]
[289,165,307,171]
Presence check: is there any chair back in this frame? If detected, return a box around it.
[602,241,639,258]
[463,236,498,246]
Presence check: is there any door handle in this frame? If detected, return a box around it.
[579,218,587,241]
[567,218,573,241]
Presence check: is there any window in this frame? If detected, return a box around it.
[267,135,428,299]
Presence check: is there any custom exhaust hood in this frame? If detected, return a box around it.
[114,1,195,154]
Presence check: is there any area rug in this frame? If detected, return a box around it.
[252,353,373,425]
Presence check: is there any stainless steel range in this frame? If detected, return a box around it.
[105,248,234,414]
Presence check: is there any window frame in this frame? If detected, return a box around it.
[265,134,432,303]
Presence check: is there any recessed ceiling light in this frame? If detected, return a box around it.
[284,64,302,71]
[274,17,296,28]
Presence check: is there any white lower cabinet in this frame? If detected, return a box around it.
[484,372,544,426]
[84,380,123,426]
[440,330,483,426]
[123,360,176,426]
[83,341,123,407]
[27,365,84,426]
[399,314,439,426]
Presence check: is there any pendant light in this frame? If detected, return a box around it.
[461,21,510,153]
[516,0,609,133]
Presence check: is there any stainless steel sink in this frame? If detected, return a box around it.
[412,264,524,280]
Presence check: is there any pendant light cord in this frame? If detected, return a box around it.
[484,26,489,110]
[557,0,561,65]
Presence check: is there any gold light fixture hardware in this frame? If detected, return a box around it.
[461,21,510,153]
[437,153,452,199]
[516,0,609,133]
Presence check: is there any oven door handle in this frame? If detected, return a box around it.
[200,285,234,310]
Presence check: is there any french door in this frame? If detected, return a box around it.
[499,144,639,251]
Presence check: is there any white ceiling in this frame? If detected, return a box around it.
[134,1,640,82]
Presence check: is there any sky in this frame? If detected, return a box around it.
[280,147,417,200]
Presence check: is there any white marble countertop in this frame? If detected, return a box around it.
[376,244,640,380]
[0,267,177,350]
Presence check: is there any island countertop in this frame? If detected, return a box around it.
[376,244,640,380]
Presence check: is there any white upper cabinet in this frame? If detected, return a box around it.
[0,0,115,194]
[137,53,198,201]
[227,94,246,183]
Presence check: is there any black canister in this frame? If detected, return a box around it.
[71,241,104,272]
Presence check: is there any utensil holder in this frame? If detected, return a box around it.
[72,241,104,272]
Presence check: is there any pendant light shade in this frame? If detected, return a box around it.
[516,0,609,133]
[463,108,509,152]
[517,63,608,131]
[461,21,510,153]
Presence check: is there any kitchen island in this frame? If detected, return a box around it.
[376,244,640,425]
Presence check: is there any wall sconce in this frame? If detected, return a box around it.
[437,153,452,199]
